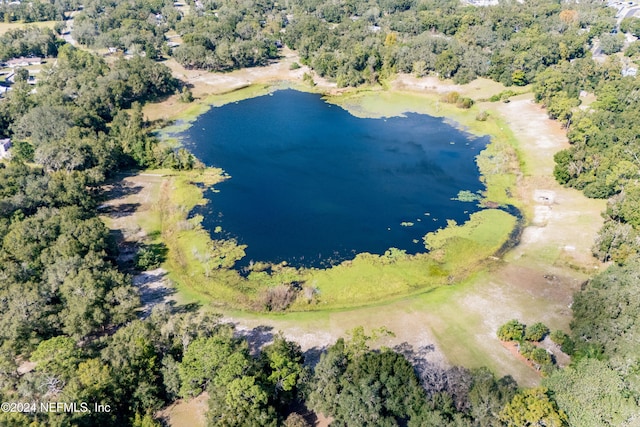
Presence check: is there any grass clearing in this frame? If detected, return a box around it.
[0,20,57,35]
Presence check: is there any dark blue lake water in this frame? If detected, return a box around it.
[181,90,489,268]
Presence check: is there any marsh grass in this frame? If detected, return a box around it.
[146,164,515,311]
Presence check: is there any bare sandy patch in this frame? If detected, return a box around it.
[158,392,209,427]
[99,173,177,314]
[391,74,511,100]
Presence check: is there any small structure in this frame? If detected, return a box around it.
[5,57,42,68]
[622,66,638,77]
[0,138,11,158]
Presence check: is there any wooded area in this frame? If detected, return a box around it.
[0,0,640,425]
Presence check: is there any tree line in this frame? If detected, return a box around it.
[65,0,616,87]
[528,14,640,427]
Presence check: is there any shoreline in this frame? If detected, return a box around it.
[129,56,605,387]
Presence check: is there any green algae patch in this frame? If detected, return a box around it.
[288,209,516,311]
[154,168,256,306]
[424,209,517,261]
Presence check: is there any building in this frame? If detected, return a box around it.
[4,57,43,68]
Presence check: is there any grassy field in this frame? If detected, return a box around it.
[0,20,57,35]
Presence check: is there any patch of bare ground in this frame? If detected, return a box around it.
[99,173,177,315]
[391,74,512,100]
[157,392,208,427]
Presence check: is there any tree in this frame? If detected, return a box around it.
[599,33,624,55]
[30,336,82,380]
[207,375,278,427]
[178,332,249,398]
[467,368,517,427]
[307,338,427,426]
[620,17,640,36]
[435,50,460,79]
[497,320,525,342]
[511,70,527,86]
[500,387,568,427]
[259,333,304,405]
[570,260,640,362]
[12,105,74,146]
[530,348,552,365]
[524,322,549,342]
[179,86,194,103]
[101,320,164,418]
[543,359,640,427]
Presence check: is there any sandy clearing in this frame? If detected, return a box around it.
[99,174,177,316]
[157,392,209,427]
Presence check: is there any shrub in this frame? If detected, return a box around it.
[519,341,535,359]
[289,62,301,70]
[456,97,474,109]
[525,322,550,342]
[258,284,298,311]
[550,330,568,345]
[302,72,315,86]
[497,319,525,341]
[135,246,163,270]
[560,338,575,355]
[178,86,194,103]
[441,91,460,104]
[489,90,516,102]
[531,347,552,365]
[476,111,489,121]
[540,362,555,377]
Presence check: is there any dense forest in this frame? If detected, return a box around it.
[1,0,640,425]
[70,0,616,85]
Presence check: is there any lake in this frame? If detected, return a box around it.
[181,89,489,268]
